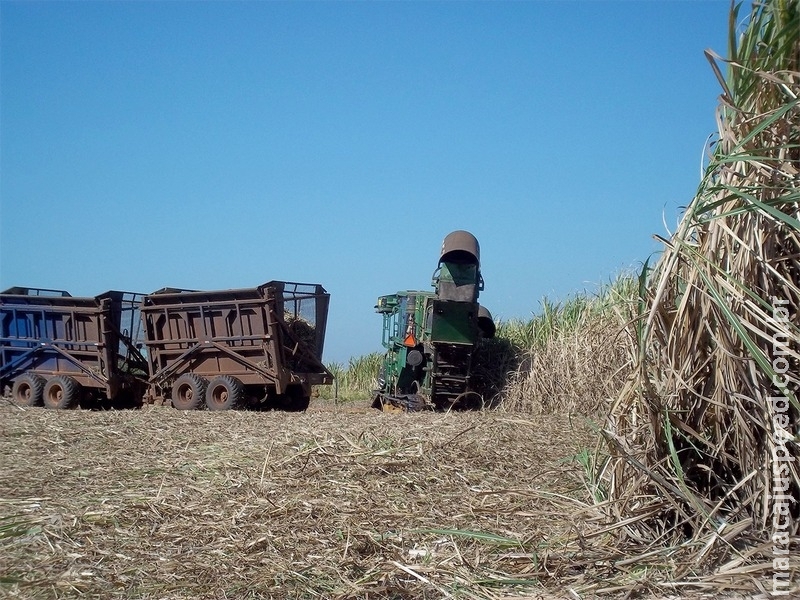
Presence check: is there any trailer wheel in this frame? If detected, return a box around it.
[43,376,81,409]
[205,376,244,411]
[171,374,207,410]
[12,373,46,407]
[279,385,310,412]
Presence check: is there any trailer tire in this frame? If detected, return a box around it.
[280,385,310,412]
[289,395,310,412]
[43,376,81,409]
[12,373,46,407]
[171,374,207,410]
[205,376,244,411]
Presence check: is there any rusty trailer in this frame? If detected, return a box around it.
[140,281,333,411]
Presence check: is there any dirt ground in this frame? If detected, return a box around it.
[0,398,611,599]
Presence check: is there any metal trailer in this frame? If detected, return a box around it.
[140,281,333,411]
[0,287,149,409]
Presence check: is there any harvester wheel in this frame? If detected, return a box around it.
[12,373,46,407]
[205,376,244,411]
[43,375,82,409]
[450,391,484,411]
[171,374,207,410]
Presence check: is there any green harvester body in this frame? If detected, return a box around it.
[372,231,494,411]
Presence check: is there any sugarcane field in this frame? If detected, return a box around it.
[1,1,799,599]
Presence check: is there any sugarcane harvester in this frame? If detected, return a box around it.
[372,230,496,411]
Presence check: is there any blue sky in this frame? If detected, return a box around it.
[0,0,731,363]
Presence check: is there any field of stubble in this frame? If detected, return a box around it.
[0,399,598,600]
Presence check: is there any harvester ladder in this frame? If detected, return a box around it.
[431,344,473,409]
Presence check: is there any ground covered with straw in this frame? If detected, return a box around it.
[1,400,609,600]
[0,401,786,600]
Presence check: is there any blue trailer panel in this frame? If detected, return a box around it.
[0,288,148,408]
